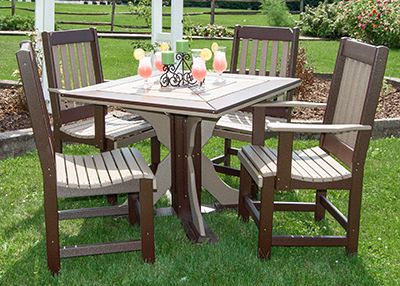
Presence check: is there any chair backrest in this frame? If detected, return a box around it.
[42,28,103,123]
[229,25,299,117]
[320,37,389,169]
[16,41,56,174]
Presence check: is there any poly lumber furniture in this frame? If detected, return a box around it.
[17,41,155,275]
[237,37,389,259]
[49,71,300,244]
[212,25,307,176]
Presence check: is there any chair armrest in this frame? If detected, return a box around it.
[48,88,64,94]
[267,122,372,133]
[252,100,327,109]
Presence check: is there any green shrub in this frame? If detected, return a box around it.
[298,1,345,38]
[128,0,151,29]
[0,15,35,31]
[261,0,296,28]
[338,0,400,48]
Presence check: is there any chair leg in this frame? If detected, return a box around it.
[238,164,252,222]
[224,138,232,167]
[139,179,155,263]
[346,185,363,254]
[258,176,275,260]
[150,137,161,174]
[44,184,61,275]
[315,189,327,222]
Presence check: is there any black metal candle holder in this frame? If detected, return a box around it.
[160,52,199,88]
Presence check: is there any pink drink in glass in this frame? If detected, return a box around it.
[192,57,207,84]
[213,51,227,74]
[154,52,164,72]
[138,57,153,79]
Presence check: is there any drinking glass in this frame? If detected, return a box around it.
[213,46,227,82]
[154,49,164,73]
[191,51,207,88]
[138,51,153,88]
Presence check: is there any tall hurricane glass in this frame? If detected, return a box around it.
[191,51,207,89]
[138,51,153,89]
[213,46,227,83]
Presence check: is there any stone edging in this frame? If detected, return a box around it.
[1,76,399,160]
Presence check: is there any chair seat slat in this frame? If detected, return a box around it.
[83,155,101,188]
[92,153,112,187]
[64,154,79,188]
[101,152,122,184]
[302,148,344,181]
[74,155,90,188]
[242,146,274,177]
[130,148,154,179]
[111,149,133,182]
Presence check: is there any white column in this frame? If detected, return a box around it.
[151,0,183,51]
[35,0,55,111]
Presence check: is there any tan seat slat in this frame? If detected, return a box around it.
[290,151,319,182]
[310,147,352,179]
[108,121,152,139]
[302,148,343,181]
[252,145,277,176]
[111,149,133,182]
[120,148,144,179]
[130,148,154,179]
[64,154,79,188]
[294,150,332,182]
[83,155,101,188]
[242,145,274,177]
[101,151,122,184]
[92,153,111,187]
[238,150,263,187]
[74,155,90,189]
[56,153,67,187]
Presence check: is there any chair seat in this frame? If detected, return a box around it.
[60,112,153,141]
[239,145,352,186]
[215,111,286,135]
[56,147,153,194]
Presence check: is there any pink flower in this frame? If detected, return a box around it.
[358,15,362,19]
[384,28,388,31]
[380,21,384,24]
[355,31,359,35]
[362,23,366,28]
[378,12,382,15]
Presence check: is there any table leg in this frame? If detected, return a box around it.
[171,115,217,243]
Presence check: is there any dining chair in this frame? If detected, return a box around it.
[212,25,314,177]
[237,37,389,259]
[17,41,155,275]
[42,27,160,204]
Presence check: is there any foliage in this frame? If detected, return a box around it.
[337,0,400,48]
[128,0,152,29]
[293,45,315,100]
[261,0,296,28]
[299,0,400,48]
[183,15,234,38]
[0,14,34,31]
[298,1,346,38]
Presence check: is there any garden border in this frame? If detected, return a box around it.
[1,75,400,160]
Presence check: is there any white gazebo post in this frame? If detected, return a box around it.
[151,0,183,52]
[35,0,55,110]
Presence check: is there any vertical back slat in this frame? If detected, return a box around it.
[68,43,80,89]
[84,42,96,85]
[249,39,259,75]
[239,39,249,74]
[259,40,269,76]
[333,58,371,148]
[76,42,88,87]
[59,44,72,90]
[280,42,290,77]
[52,46,63,88]
[269,41,279,77]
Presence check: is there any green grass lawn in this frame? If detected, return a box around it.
[0,137,399,285]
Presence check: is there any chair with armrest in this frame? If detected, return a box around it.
[237,37,388,259]
[212,25,323,177]
[17,40,155,275]
[42,27,160,204]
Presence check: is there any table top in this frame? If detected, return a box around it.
[54,73,301,119]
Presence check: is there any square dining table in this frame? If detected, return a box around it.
[51,72,301,244]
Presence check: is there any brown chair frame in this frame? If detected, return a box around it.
[212,25,300,177]
[238,37,389,259]
[17,41,155,275]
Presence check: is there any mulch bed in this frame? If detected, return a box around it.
[1,78,400,133]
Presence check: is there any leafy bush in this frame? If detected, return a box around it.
[0,15,35,31]
[129,0,151,29]
[299,0,400,47]
[261,0,296,28]
[298,1,346,38]
[338,0,400,48]
[184,23,234,38]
